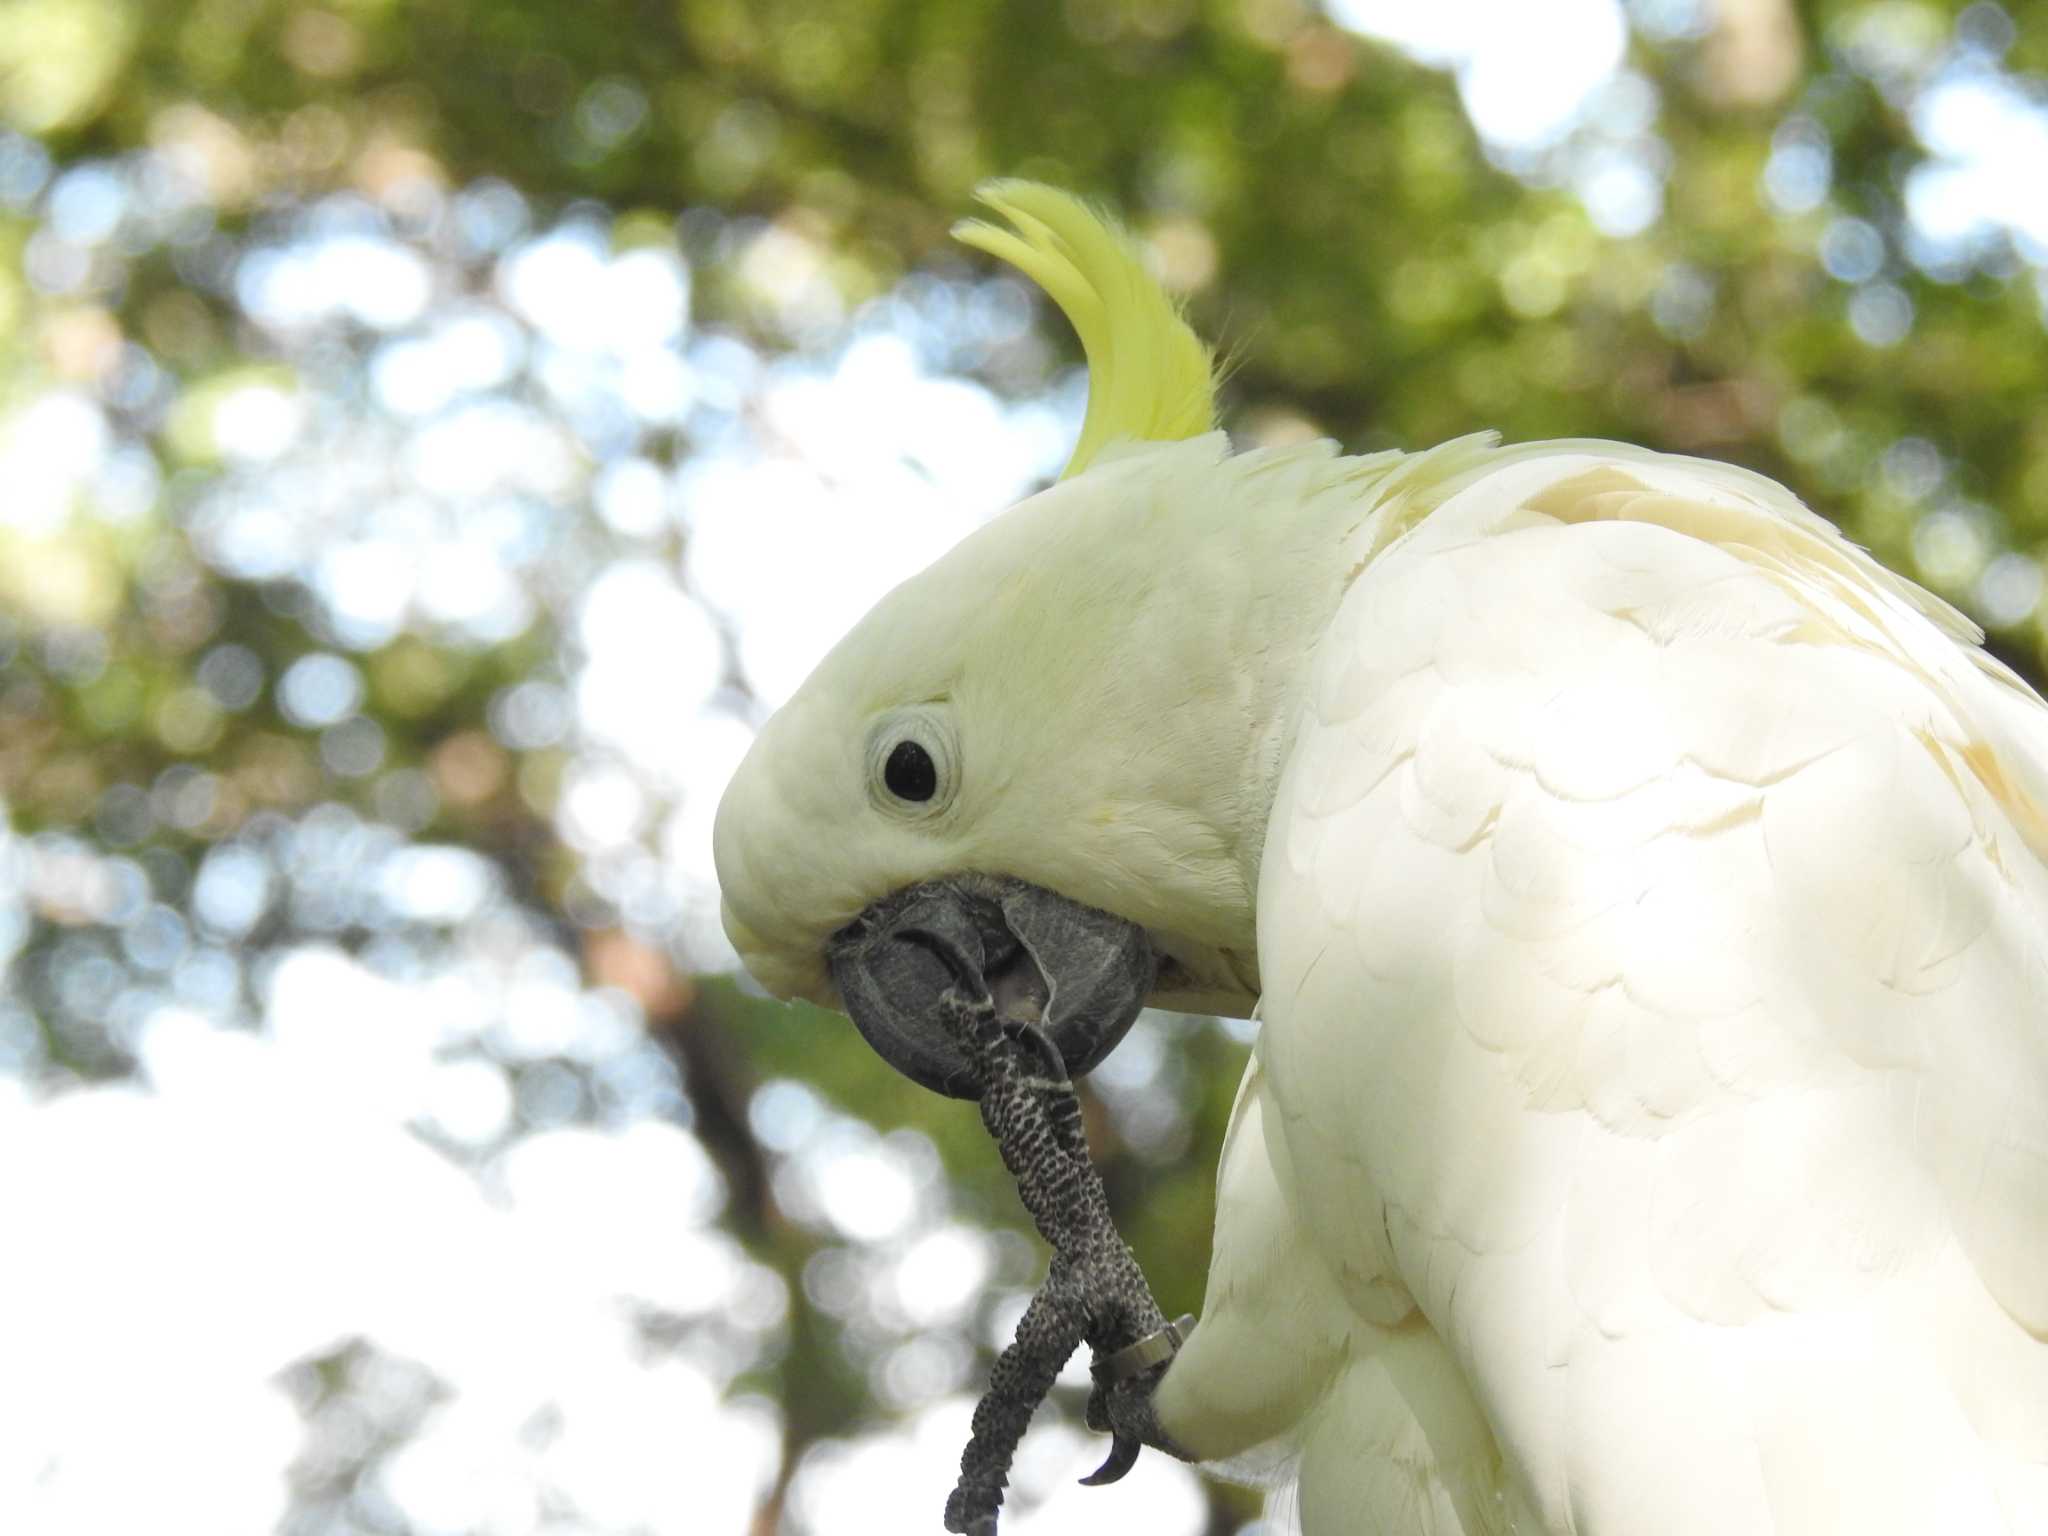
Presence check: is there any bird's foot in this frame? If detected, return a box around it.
[935,987,1191,1529]
[943,1482,1000,1536]
[1082,1314,1196,1483]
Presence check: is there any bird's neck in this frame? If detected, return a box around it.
[1098,442,1416,1013]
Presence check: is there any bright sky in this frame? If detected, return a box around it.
[3,5,2047,1534]
[1330,0,1629,148]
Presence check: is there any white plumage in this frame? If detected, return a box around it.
[1164,441,2048,1532]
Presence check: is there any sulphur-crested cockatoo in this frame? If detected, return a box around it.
[713,182,2048,1534]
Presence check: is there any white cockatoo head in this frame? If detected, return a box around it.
[713,182,1262,1097]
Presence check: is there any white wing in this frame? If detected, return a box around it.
[1244,446,2048,1534]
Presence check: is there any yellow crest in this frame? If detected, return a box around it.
[954,180,1218,480]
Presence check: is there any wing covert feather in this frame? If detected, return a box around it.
[1254,449,2048,1533]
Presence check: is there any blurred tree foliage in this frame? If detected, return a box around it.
[2,1,2046,1532]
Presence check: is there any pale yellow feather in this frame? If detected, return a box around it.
[953,180,1217,478]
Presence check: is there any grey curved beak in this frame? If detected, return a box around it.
[825,874,1155,1099]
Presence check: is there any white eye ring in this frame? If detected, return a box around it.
[866,706,959,819]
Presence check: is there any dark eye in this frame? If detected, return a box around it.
[883,739,938,802]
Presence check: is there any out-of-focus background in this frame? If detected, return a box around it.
[1,1,2044,1532]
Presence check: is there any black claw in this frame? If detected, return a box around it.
[1001,1015,1069,1083]
[1078,1432,1141,1487]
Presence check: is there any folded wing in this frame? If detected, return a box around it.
[1250,445,2048,1534]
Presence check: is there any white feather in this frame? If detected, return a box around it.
[1165,442,2048,1533]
